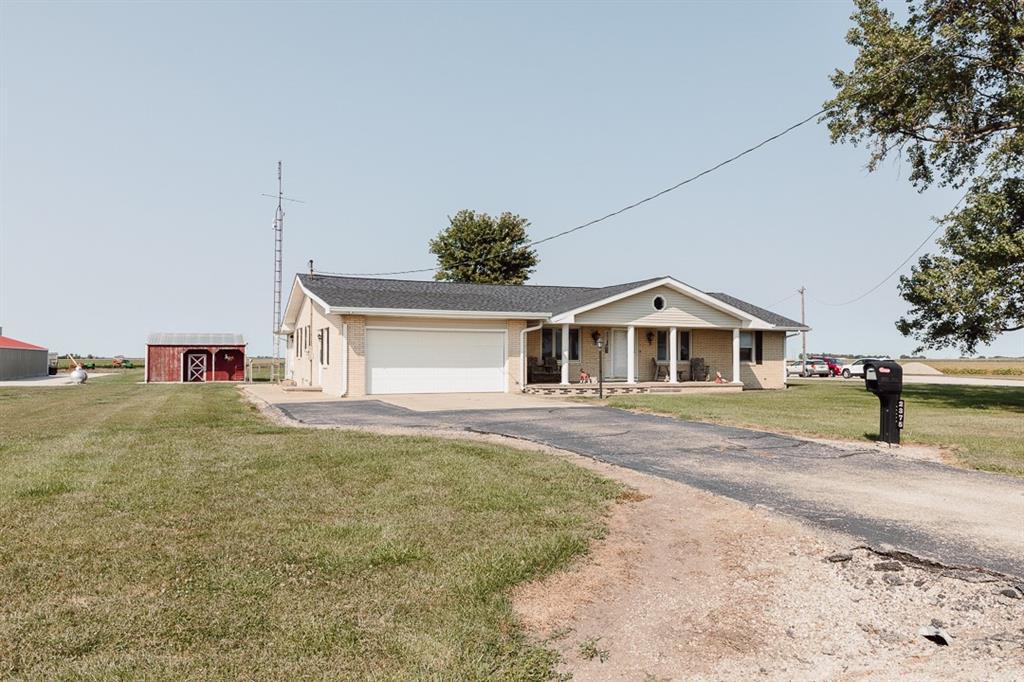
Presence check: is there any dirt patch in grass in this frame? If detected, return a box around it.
[512,457,1024,680]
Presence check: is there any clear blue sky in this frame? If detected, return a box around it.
[1,1,1019,359]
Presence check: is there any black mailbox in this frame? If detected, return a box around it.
[863,361,904,444]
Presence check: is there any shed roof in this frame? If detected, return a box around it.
[146,333,245,346]
[0,335,47,351]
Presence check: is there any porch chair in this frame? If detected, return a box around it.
[651,358,670,382]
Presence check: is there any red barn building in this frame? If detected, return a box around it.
[145,333,246,383]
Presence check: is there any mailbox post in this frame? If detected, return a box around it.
[863,360,904,445]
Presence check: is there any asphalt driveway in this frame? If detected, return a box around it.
[275,399,1024,578]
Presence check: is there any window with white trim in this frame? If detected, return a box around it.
[319,327,330,365]
[541,328,580,362]
[656,330,691,362]
[678,331,690,361]
[739,331,754,362]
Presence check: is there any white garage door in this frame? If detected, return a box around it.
[366,328,506,394]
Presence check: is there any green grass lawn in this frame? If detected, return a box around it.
[608,380,1024,477]
[0,372,620,679]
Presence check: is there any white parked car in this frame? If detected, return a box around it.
[787,359,830,377]
[841,358,887,379]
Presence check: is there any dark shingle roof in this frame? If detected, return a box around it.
[297,275,661,316]
[706,292,805,328]
[297,274,805,328]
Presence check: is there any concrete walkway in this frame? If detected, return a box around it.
[273,399,1024,579]
[0,372,115,387]
[243,384,582,410]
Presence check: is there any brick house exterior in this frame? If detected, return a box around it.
[280,275,807,396]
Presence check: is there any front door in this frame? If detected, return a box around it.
[608,329,628,378]
[185,352,207,383]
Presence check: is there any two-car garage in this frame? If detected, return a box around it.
[365,328,507,395]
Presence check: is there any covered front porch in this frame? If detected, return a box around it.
[523,380,743,396]
[525,324,750,388]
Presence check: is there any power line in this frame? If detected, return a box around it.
[314,108,827,278]
[808,223,943,307]
[766,290,800,308]
[807,192,966,308]
[314,45,942,280]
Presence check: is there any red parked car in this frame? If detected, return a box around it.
[810,356,843,377]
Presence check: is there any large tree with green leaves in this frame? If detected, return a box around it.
[823,0,1022,353]
[429,210,539,284]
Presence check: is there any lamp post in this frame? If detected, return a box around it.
[594,333,605,400]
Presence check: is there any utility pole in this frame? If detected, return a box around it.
[270,162,285,383]
[799,286,807,374]
[262,162,304,384]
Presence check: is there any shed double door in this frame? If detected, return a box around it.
[184,352,207,382]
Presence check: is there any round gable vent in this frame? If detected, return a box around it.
[653,295,666,311]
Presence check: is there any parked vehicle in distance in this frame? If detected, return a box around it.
[841,358,888,379]
[810,356,843,377]
[819,356,843,376]
[803,358,831,377]
[787,359,831,377]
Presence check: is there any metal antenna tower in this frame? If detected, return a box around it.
[262,162,303,383]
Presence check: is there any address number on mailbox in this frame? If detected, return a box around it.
[897,399,905,430]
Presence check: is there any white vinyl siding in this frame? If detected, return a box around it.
[365,328,506,394]
[574,286,742,327]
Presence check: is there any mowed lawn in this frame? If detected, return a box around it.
[0,373,620,679]
[608,380,1024,476]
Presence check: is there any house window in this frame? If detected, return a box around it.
[656,330,691,361]
[319,327,330,365]
[541,328,580,362]
[740,331,754,362]
[653,295,666,311]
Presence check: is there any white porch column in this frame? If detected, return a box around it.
[560,324,570,385]
[732,328,742,385]
[668,326,678,383]
[626,325,636,383]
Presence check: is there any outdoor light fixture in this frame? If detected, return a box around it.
[591,330,601,344]
[594,334,605,400]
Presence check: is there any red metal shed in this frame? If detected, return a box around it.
[145,333,246,383]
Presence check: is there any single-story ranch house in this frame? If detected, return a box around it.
[279,274,808,397]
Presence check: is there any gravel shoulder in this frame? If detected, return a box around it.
[514,457,1024,681]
